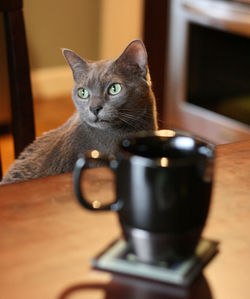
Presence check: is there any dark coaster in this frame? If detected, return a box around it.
[92,238,219,286]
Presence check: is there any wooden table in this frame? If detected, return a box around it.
[0,140,250,299]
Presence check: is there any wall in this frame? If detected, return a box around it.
[99,0,144,59]
[23,0,101,99]
[23,0,144,99]
[24,0,101,69]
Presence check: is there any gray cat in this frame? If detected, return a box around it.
[1,40,158,185]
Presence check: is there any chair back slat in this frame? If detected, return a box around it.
[1,0,35,179]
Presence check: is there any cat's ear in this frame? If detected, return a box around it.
[115,40,148,76]
[62,49,89,81]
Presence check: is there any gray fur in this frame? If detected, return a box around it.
[1,40,158,185]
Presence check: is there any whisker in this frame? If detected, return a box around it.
[118,116,139,130]
[121,113,155,125]
[118,112,155,131]
[120,109,165,126]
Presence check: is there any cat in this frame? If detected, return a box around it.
[1,39,158,185]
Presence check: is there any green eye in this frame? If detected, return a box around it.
[108,83,121,95]
[77,88,89,99]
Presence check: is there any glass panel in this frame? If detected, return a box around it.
[187,23,250,125]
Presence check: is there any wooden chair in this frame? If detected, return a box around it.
[0,0,35,179]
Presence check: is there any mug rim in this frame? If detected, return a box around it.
[129,154,210,168]
[120,129,214,168]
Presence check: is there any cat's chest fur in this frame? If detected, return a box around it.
[73,115,122,155]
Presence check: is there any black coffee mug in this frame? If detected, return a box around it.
[73,130,214,263]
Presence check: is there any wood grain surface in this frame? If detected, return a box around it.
[204,140,250,299]
[0,170,120,299]
[0,140,250,298]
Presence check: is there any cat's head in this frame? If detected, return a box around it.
[63,40,157,132]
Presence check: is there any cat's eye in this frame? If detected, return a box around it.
[108,83,121,95]
[77,88,89,99]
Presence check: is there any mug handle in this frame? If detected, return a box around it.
[73,151,122,212]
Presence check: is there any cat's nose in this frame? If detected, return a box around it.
[90,105,102,116]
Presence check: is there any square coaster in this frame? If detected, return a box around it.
[92,238,219,286]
